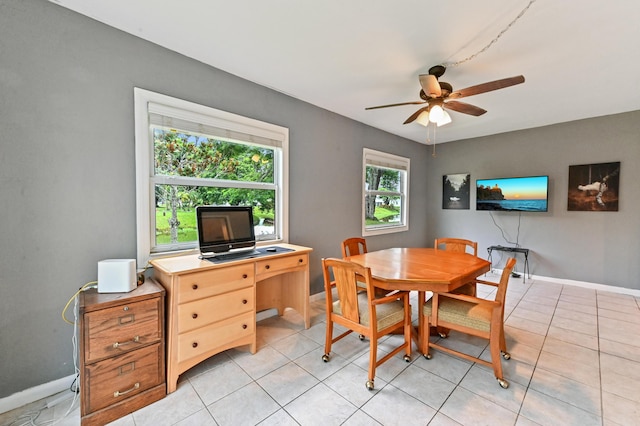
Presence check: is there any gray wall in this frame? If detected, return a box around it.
[424,112,640,288]
[1,0,638,400]
[0,0,430,398]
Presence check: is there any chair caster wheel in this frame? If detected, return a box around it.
[366,380,374,390]
[423,353,432,360]
[322,354,330,362]
[403,355,411,362]
[502,352,511,360]
[358,334,365,341]
[497,378,509,389]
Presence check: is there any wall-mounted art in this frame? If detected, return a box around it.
[442,173,470,210]
[568,161,620,211]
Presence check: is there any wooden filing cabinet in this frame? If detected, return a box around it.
[79,280,166,426]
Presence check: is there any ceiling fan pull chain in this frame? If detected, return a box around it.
[443,0,537,68]
[425,124,437,157]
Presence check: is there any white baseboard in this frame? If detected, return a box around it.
[0,374,75,415]
[527,273,640,297]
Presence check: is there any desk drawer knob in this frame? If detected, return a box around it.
[242,324,247,329]
[242,299,248,304]
[243,274,248,279]
[192,313,198,319]
[265,265,270,270]
[192,284,198,290]
[298,258,303,263]
[192,342,198,348]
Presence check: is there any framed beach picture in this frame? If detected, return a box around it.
[442,173,470,210]
[567,161,620,211]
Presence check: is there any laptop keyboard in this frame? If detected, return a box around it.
[211,250,260,262]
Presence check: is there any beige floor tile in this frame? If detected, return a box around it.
[529,367,601,416]
[257,362,319,405]
[208,382,280,426]
[520,387,601,425]
[600,337,640,363]
[285,383,357,426]
[361,384,437,426]
[439,386,518,426]
[601,391,640,425]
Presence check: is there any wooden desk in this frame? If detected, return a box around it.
[346,247,491,349]
[151,243,312,393]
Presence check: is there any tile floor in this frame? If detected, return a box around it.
[2,274,640,426]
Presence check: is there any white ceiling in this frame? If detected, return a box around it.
[50,0,640,144]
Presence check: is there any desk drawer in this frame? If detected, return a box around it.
[177,286,255,333]
[84,299,161,363]
[256,254,307,277]
[84,343,163,413]
[177,264,254,304]
[177,312,254,362]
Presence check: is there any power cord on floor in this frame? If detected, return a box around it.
[3,283,93,426]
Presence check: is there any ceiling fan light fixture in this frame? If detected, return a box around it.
[436,110,451,127]
[428,105,444,123]
[415,110,430,126]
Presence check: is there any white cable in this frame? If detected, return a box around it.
[442,0,538,68]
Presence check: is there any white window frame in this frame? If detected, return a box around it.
[134,88,289,267]
[362,148,410,236]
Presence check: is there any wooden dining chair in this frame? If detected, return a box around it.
[421,257,516,389]
[341,237,368,257]
[321,257,412,390]
[435,238,478,296]
[340,237,370,291]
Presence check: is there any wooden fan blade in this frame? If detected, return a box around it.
[365,101,426,110]
[419,74,441,97]
[403,106,430,124]
[444,101,487,116]
[449,75,525,99]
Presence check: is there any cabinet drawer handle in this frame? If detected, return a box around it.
[242,299,248,304]
[114,382,139,398]
[243,274,248,279]
[192,284,198,290]
[242,324,248,329]
[265,265,270,270]
[298,258,303,263]
[192,342,198,348]
[112,336,140,348]
[192,313,198,319]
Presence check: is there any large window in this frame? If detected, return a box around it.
[362,148,409,236]
[135,89,288,266]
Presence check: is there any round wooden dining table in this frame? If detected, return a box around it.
[346,247,491,349]
[346,247,491,293]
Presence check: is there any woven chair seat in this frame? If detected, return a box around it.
[423,297,492,332]
[334,293,405,330]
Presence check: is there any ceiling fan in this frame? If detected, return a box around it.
[365,65,525,126]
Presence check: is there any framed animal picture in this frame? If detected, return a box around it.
[567,162,620,211]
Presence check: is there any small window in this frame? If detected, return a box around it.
[135,89,289,266]
[362,148,410,236]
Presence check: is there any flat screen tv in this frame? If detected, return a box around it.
[196,205,256,256]
[476,176,549,212]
